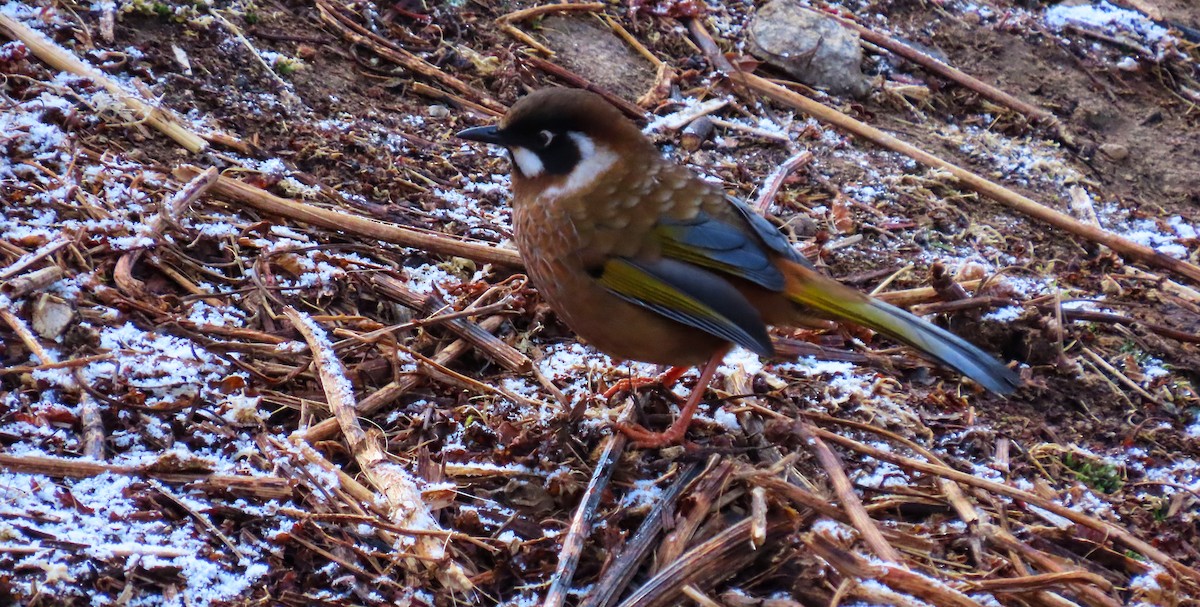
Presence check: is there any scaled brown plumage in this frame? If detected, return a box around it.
[458,88,1019,446]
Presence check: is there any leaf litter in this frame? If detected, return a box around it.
[0,0,1198,605]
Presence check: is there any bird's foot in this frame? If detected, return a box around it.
[601,377,657,400]
[606,351,727,449]
[613,420,690,448]
[601,366,691,401]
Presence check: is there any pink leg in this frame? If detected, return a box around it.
[614,349,726,448]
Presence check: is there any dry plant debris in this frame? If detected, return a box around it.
[1,0,1198,605]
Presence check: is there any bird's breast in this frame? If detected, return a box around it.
[509,178,727,366]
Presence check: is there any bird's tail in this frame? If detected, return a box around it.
[778,259,1021,394]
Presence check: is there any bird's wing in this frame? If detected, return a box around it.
[589,199,811,358]
[725,198,816,270]
[595,256,774,357]
[653,208,788,290]
[616,196,1020,393]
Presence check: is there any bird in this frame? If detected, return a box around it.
[457,87,1020,447]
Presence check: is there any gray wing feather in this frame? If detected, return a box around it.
[727,198,816,269]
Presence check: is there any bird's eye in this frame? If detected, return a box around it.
[537,130,555,148]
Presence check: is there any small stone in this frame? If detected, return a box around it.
[748,0,872,98]
[1099,143,1129,161]
[1101,274,1124,296]
[680,116,713,151]
[32,294,74,340]
[427,104,450,119]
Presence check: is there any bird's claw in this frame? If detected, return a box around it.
[613,421,688,449]
[601,376,659,400]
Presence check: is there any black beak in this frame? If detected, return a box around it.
[455,125,509,146]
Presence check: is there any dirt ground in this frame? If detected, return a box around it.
[1,0,1199,605]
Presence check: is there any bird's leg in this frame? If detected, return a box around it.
[601,365,690,400]
[614,349,726,448]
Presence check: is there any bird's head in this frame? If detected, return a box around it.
[456,88,651,196]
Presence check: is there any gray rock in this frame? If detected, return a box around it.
[537,16,655,102]
[748,0,872,98]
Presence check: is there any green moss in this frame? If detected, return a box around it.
[1062,452,1123,494]
[1117,340,1151,365]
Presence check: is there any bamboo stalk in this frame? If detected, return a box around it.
[173,167,522,267]
[282,306,473,592]
[0,453,291,499]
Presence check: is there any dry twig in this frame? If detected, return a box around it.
[0,453,291,499]
[811,426,1200,585]
[808,534,986,607]
[579,462,707,607]
[301,315,507,442]
[0,238,70,282]
[521,55,646,119]
[754,150,813,213]
[495,2,606,56]
[369,274,530,372]
[1,266,63,300]
[797,421,902,563]
[282,306,473,592]
[817,5,1071,142]
[619,517,795,607]
[875,279,985,307]
[544,428,627,607]
[174,167,522,267]
[685,18,1200,286]
[115,167,218,297]
[316,0,504,113]
[0,13,207,152]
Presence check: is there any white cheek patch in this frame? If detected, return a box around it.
[511,147,544,178]
[541,132,617,200]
